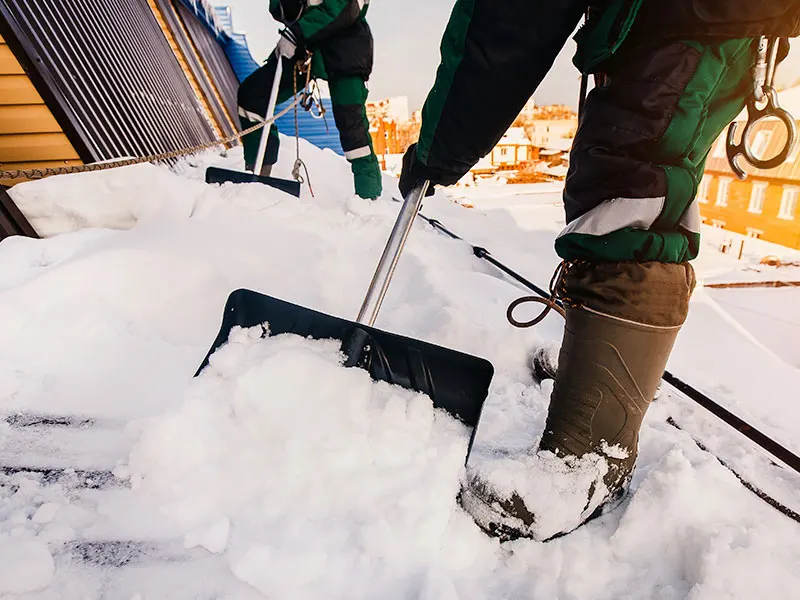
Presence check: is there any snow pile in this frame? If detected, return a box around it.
[463,447,613,541]
[127,325,470,597]
[0,538,55,593]
[0,137,798,597]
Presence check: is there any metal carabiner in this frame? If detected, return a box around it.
[726,37,797,180]
[727,87,798,180]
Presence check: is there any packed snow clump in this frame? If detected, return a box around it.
[126,325,473,598]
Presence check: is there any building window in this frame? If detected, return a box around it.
[748,182,768,214]
[750,131,772,160]
[698,175,711,204]
[716,177,731,207]
[746,228,763,239]
[778,187,799,220]
[713,137,727,159]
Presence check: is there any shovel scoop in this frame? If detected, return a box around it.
[194,183,494,459]
[205,54,301,197]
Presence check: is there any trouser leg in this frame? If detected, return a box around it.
[237,55,298,171]
[328,75,382,200]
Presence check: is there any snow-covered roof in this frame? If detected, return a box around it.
[541,138,573,152]
[543,164,569,177]
[498,127,532,146]
[3,139,800,596]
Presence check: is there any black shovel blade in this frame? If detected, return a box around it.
[195,289,494,432]
[205,167,302,197]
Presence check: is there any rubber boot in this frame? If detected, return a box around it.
[459,261,696,542]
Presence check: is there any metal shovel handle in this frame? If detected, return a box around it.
[356,181,431,326]
[253,54,284,174]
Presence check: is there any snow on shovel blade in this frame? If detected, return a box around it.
[205,167,301,198]
[195,289,494,433]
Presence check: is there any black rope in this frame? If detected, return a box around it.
[663,372,800,474]
[667,418,800,524]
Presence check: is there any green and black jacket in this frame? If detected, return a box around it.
[269,0,373,78]
[417,0,800,182]
[415,0,800,263]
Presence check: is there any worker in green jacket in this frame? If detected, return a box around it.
[400,0,799,542]
[237,0,382,200]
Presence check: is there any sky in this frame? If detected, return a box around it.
[217,1,799,112]
[215,0,581,111]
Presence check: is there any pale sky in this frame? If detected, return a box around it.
[216,0,581,110]
[217,1,799,112]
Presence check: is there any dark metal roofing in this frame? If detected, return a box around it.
[177,0,225,41]
[1,185,38,240]
[154,0,236,137]
[0,0,220,162]
[173,1,240,124]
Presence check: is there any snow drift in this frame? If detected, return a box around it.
[0,138,798,598]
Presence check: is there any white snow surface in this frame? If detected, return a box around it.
[1,138,799,598]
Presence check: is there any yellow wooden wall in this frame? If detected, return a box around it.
[0,32,82,186]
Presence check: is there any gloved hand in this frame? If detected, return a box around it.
[275,28,299,59]
[398,143,462,199]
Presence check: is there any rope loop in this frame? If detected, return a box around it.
[506,260,585,328]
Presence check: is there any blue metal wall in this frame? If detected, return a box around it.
[275,99,344,156]
[212,6,261,83]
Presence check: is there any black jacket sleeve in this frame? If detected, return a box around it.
[415,0,588,180]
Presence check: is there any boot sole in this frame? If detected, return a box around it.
[456,480,631,544]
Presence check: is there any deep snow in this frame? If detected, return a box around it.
[1,138,799,599]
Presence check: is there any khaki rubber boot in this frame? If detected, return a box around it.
[459,261,696,542]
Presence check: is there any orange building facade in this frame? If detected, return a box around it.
[699,90,800,249]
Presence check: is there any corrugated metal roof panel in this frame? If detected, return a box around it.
[224,33,261,83]
[213,5,233,31]
[176,0,224,41]
[150,0,231,138]
[173,0,239,124]
[0,0,219,162]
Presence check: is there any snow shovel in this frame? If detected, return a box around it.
[206,55,302,197]
[195,182,494,459]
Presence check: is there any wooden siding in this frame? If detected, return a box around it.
[699,99,800,250]
[699,174,800,250]
[0,33,81,186]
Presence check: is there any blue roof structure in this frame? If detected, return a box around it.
[274,99,344,156]
[212,6,261,82]
[178,0,226,40]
